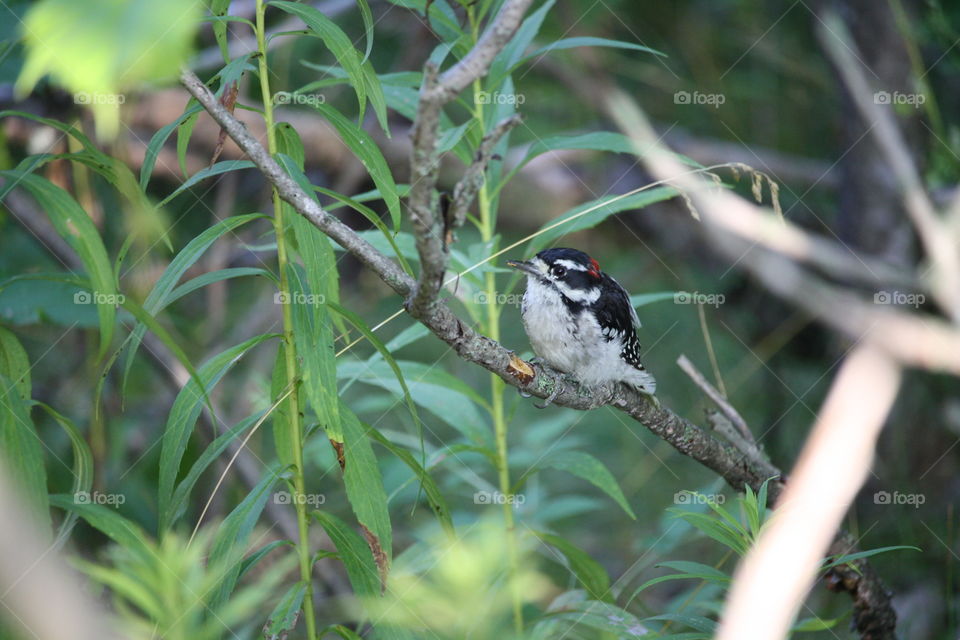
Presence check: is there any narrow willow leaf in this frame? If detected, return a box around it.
[176,110,200,178]
[287,264,341,441]
[165,409,267,529]
[528,187,678,254]
[49,494,152,562]
[239,539,295,580]
[1,172,116,360]
[791,616,841,632]
[630,292,678,308]
[120,213,266,395]
[337,360,489,444]
[645,614,717,634]
[354,0,374,61]
[341,404,392,569]
[35,403,93,548]
[310,102,401,230]
[534,530,611,602]
[270,0,367,117]
[326,303,424,446]
[157,333,278,532]
[167,267,276,303]
[313,185,412,275]
[487,0,555,86]
[366,428,453,536]
[667,510,747,555]
[0,326,30,400]
[271,344,297,469]
[140,102,203,189]
[526,37,666,62]
[264,581,307,638]
[208,466,284,609]
[361,58,390,135]
[820,545,921,572]
[156,160,255,207]
[0,373,50,537]
[312,511,380,597]
[209,0,232,63]
[541,451,635,519]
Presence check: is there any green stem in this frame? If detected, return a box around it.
[468,7,523,633]
[255,2,317,639]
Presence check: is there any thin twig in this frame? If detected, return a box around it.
[677,354,754,445]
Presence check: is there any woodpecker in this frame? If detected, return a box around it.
[507,248,656,406]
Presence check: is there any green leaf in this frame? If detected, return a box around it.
[630,291,680,308]
[0,326,30,400]
[208,466,284,609]
[533,530,611,601]
[35,403,93,549]
[540,450,635,519]
[310,102,401,230]
[0,373,50,538]
[341,405,392,568]
[667,509,748,555]
[167,267,276,303]
[264,580,306,638]
[338,359,489,443]
[486,0,555,86]
[354,0,374,61]
[366,428,454,536]
[140,102,203,189]
[120,213,266,396]
[657,560,731,583]
[270,0,368,119]
[645,613,717,634]
[527,187,678,255]
[820,545,921,572]
[49,494,151,562]
[313,510,381,596]
[791,616,841,632]
[176,110,200,178]
[166,409,267,529]
[287,264,341,441]
[1,172,117,360]
[16,0,202,138]
[326,305,424,446]
[157,333,278,532]
[156,160,256,207]
[526,37,665,62]
[209,0,233,63]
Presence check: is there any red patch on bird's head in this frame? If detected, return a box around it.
[588,258,601,279]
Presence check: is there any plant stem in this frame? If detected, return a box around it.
[469,7,523,632]
[255,2,317,639]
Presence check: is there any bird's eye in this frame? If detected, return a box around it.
[552,265,566,278]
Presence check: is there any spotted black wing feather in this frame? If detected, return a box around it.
[591,274,648,371]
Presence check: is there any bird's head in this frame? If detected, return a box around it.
[507,247,604,305]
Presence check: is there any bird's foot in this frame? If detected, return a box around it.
[534,363,571,409]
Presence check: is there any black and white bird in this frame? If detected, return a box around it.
[507,248,656,405]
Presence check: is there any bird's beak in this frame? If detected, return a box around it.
[506,259,539,276]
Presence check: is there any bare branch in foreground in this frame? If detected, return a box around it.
[677,354,754,444]
[716,346,901,640]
